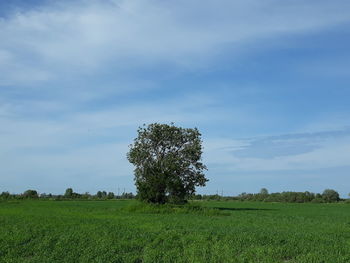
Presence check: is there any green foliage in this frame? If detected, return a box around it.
[107,192,115,199]
[63,188,86,199]
[1,200,350,262]
[81,192,91,199]
[127,123,208,204]
[95,191,108,199]
[22,189,39,199]
[260,188,269,195]
[120,192,135,199]
[0,191,11,200]
[230,189,341,203]
[1,189,137,201]
[310,197,324,203]
[123,202,227,216]
[64,188,73,198]
[322,189,340,202]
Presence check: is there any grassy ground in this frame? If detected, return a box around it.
[0,200,349,263]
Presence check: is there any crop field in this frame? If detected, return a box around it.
[0,200,350,263]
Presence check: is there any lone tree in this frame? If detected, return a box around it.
[127,123,208,204]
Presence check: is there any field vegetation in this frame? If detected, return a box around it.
[1,200,350,262]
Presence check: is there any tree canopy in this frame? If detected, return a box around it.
[64,188,73,198]
[322,189,340,202]
[127,123,208,204]
[22,189,38,199]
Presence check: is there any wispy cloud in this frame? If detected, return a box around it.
[205,128,350,172]
[1,0,349,86]
[0,0,350,195]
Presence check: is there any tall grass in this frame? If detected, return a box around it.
[123,201,228,216]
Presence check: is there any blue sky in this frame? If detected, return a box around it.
[1,0,350,196]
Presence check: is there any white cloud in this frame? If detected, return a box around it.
[1,96,350,193]
[0,92,238,152]
[0,0,349,85]
[204,129,350,173]
[0,93,236,185]
[1,0,350,193]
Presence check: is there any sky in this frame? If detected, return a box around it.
[0,0,350,197]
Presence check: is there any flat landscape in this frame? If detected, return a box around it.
[1,200,349,263]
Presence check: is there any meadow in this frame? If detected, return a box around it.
[0,200,349,263]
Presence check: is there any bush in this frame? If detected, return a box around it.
[123,202,228,216]
[311,198,324,203]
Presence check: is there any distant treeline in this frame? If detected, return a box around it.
[1,188,348,203]
[192,188,347,203]
[0,188,135,200]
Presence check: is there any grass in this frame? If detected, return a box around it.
[122,202,228,216]
[0,200,350,262]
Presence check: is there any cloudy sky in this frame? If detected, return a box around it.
[1,0,350,196]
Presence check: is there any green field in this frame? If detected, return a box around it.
[0,200,350,263]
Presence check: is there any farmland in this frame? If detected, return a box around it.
[0,200,349,262]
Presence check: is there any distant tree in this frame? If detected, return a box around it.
[96,191,103,199]
[64,188,74,198]
[102,191,107,198]
[0,191,10,199]
[40,193,48,198]
[82,192,91,199]
[260,188,269,195]
[303,191,315,202]
[107,192,115,199]
[194,194,202,200]
[23,190,39,199]
[127,123,208,204]
[72,192,82,199]
[121,192,135,199]
[237,192,246,201]
[322,189,340,203]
